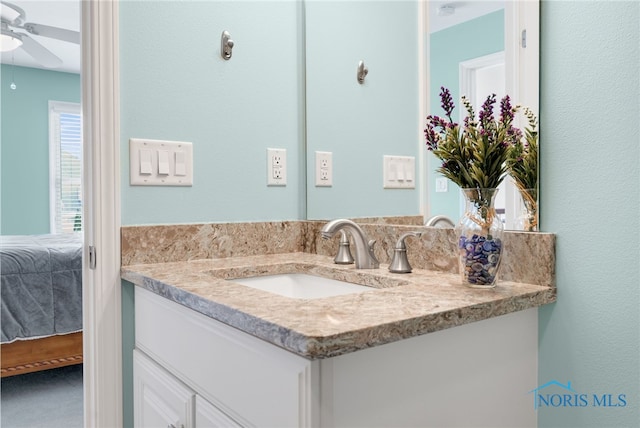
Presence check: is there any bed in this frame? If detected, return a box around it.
[1,233,83,377]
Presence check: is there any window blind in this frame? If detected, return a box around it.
[50,102,82,234]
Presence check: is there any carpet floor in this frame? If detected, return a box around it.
[1,365,83,428]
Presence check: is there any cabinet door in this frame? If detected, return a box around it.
[195,395,241,428]
[134,350,195,428]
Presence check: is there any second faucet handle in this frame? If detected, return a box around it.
[388,231,423,273]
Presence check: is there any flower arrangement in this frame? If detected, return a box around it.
[424,86,539,286]
[424,86,522,191]
[506,107,539,231]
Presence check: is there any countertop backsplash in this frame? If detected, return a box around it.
[121,217,554,287]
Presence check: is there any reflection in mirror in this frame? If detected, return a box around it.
[305,0,421,221]
[426,0,539,230]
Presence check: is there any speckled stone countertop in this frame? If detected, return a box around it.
[122,252,555,360]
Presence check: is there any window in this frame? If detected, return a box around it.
[49,101,82,234]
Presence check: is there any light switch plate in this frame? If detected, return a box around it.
[383,155,415,189]
[130,138,193,186]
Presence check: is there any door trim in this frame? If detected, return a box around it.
[81,1,122,426]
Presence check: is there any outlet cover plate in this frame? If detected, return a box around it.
[267,148,287,186]
[435,177,448,192]
[315,151,333,187]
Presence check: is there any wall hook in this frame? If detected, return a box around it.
[221,30,234,60]
[357,60,368,84]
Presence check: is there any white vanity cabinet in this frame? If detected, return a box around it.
[135,287,315,427]
[195,396,242,428]
[134,350,241,428]
[133,349,195,428]
[135,286,538,427]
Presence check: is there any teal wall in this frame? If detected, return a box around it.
[0,65,80,235]
[538,1,639,426]
[121,280,135,428]
[427,10,504,221]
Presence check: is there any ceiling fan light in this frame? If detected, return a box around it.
[1,29,23,52]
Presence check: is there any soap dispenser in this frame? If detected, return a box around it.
[388,232,423,273]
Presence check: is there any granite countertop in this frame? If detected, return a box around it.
[121,253,556,359]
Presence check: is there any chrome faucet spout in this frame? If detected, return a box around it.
[320,219,379,269]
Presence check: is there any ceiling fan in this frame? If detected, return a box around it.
[1,0,79,68]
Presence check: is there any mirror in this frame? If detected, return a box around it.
[304,0,422,221]
[425,0,539,230]
[305,0,540,230]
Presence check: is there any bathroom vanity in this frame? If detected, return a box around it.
[123,252,554,427]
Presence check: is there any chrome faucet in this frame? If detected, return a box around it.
[320,219,379,269]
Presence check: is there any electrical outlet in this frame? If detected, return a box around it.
[435,177,448,192]
[315,151,333,187]
[267,148,287,186]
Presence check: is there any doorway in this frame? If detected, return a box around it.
[0,0,84,426]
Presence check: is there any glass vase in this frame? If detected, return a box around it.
[516,187,538,232]
[456,188,504,288]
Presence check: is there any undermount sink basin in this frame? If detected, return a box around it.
[229,273,374,299]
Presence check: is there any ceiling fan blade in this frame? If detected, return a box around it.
[23,22,79,44]
[20,33,62,68]
[1,1,26,26]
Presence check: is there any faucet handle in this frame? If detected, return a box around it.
[366,239,380,269]
[388,231,422,273]
[334,230,355,265]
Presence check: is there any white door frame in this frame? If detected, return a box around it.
[81,1,122,426]
[459,51,506,104]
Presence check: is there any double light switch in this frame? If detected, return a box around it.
[130,138,193,186]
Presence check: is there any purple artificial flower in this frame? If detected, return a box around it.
[424,126,439,151]
[500,95,514,123]
[478,94,497,126]
[430,115,450,130]
[425,85,531,191]
[504,126,523,147]
[440,86,455,121]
